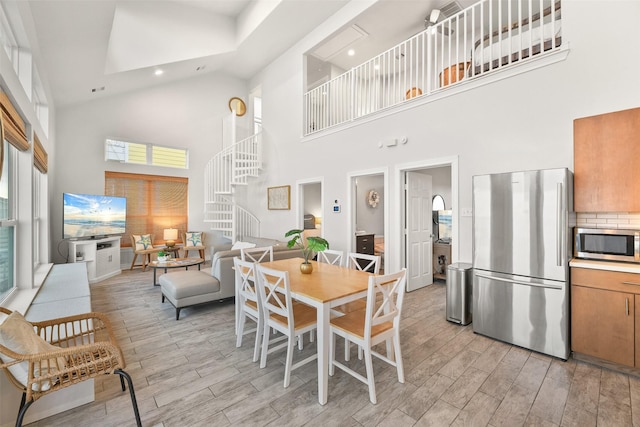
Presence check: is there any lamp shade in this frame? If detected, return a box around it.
[164,228,178,247]
[164,228,178,240]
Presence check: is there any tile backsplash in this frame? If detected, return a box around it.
[576,213,640,230]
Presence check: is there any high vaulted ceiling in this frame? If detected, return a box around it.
[28,0,349,108]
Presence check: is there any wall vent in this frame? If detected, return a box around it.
[440,1,463,18]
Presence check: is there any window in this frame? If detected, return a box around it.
[253,97,262,134]
[105,138,188,169]
[0,139,16,302]
[105,172,188,247]
[32,168,41,267]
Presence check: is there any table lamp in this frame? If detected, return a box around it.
[164,228,178,247]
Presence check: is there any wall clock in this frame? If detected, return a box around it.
[367,189,380,208]
[228,97,246,116]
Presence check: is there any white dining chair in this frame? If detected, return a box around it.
[241,246,274,263]
[329,269,407,404]
[317,249,344,267]
[255,265,318,387]
[338,252,383,360]
[234,257,262,362]
[235,246,274,336]
[346,252,381,274]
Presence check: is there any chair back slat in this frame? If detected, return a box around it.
[241,246,274,263]
[347,252,381,274]
[233,257,258,305]
[255,265,293,327]
[365,269,407,334]
[317,249,344,266]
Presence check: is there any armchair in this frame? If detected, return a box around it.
[0,307,141,427]
[130,233,156,271]
[183,231,206,259]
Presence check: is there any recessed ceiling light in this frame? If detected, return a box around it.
[374,64,380,70]
[347,49,355,56]
[154,69,164,76]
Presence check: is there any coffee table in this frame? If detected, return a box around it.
[149,257,205,286]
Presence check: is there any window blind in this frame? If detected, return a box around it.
[105,171,188,247]
[33,132,47,173]
[0,91,29,151]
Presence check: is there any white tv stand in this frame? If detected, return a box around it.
[68,236,121,283]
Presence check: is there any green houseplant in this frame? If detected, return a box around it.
[157,250,168,262]
[285,229,329,274]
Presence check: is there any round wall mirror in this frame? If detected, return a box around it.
[228,97,247,116]
[432,194,445,211]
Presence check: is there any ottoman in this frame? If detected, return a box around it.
[159,270,222,320]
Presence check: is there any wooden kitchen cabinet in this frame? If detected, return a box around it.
[636,295,640,367]
[571,285,635,367]
[571,267,640,367]
[574,107,640,212]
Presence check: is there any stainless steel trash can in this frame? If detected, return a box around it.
[446,262,472,325]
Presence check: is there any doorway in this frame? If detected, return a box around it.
[296,177,324,239]
[348,168,388,272]
[398,157,457,291]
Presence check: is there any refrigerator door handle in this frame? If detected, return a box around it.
[475,272,564,290]
[556,182,563,267]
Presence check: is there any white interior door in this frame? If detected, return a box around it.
[406,171,433,291]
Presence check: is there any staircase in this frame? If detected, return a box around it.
[204,132,262,241]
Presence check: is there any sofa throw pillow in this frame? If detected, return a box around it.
[0,311,66,391]
[185,232,202,247]
[231,241,256,250]
[133,234,152,250]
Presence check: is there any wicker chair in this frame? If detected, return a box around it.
[0,307,141,427]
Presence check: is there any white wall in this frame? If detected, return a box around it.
[52,72,248,263]
[245,0,640,270]
[355,174,384,235]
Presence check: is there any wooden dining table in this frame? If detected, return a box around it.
[259,257,372,405]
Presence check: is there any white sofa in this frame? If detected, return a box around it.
[210,236,303,297]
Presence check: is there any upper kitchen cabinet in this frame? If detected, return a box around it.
[574,107,640,212]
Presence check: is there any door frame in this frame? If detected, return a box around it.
[347,167,389,255]
[395,156,459,271]
[296,177,324,233]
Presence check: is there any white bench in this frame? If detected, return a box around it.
[0,263,94,427]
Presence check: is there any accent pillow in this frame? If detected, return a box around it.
[185,232,202,247]
[231,241,256,250]
[133,234,152,250]
[0,311,66,391]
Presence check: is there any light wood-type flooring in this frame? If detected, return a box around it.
[24,265,640,427]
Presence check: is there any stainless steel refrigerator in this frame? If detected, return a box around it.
[472,168,573,360]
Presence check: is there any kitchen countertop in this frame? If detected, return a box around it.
[570,258,640,274]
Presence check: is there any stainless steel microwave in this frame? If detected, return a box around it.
[574,228,640,263]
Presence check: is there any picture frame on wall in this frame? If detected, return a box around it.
[267,185,290,210]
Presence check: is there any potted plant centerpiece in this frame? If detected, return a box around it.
[285,229,329,274]
[157,250,169,262]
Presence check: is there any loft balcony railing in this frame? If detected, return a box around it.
[303,0,562,136]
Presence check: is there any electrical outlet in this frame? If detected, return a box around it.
[461,208,473,217]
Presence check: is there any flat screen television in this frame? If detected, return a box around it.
[63,193,127,239]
